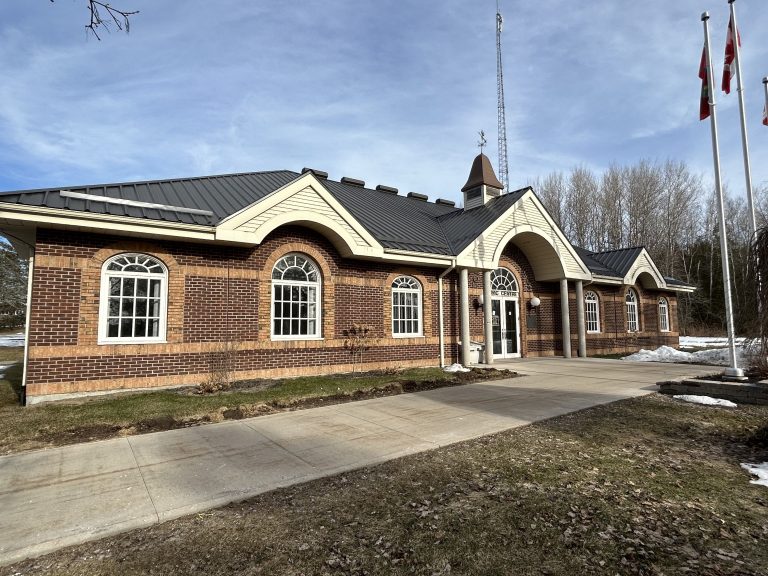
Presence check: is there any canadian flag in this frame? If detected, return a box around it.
[722,14,740,94]
[763,104,768,126]
[699,47,710,120]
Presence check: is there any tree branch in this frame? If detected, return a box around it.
[50,0,139,40]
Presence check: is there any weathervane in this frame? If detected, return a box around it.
[477,130,487,154]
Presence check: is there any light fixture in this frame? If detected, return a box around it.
[478,293,484,306]
[529,296,541,308]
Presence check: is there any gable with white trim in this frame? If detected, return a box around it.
[457,190,591,280]
[625,249,666,289]
[216,173,383,258]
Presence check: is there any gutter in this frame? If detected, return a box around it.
[437,258,457,367]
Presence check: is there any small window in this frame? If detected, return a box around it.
[392,276,422,337]
[584,291,600,333]
[271,254,321,339]
[658,297,670,332]
[626,288,639,332]
[99,253,167,343]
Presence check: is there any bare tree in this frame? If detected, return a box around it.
[566,166,599,249]
[49,0,139,39]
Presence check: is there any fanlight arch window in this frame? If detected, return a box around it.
[271,254,321,338]
[584,291,601,333]
[658,297,670,332]
[491,268,519,297]
[392,276,422,337]
[99,253,167,343]
[625,288,640,332]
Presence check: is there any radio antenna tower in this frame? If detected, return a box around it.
[496,0,509,193]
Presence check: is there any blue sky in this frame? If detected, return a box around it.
[0,1,766,206]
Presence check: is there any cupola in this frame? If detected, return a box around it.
[461,153,503,210]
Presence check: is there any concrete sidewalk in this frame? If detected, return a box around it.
[0,358,715,566]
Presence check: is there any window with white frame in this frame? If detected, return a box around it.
[584,291,600,333]
[392,276,422,336]
[658,297,670,332]
[626,288,639,332]
[272,254,321,338]
[99,253,167,343]
[491,268,519,297]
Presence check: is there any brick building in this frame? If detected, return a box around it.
[0,154,692,404]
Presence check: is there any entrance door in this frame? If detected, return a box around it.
[491,297,520,358]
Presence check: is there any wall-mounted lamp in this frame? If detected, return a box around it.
[478,293,484,307]
[529,296,541,308]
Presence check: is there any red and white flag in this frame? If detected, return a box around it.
[699,47,710,120]
[763,104,768,126]
[722,14,741,94]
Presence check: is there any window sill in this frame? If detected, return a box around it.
[270,336,324,342]
[98,339,168,346]
[392,334,424,339]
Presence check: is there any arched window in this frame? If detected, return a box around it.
[658,297,670,332]
[392,276,422,337]
[491,268,519,297]
[99,253,167,343]
[625,288,639,332]
[272,254,321,338]
[584,291,600,333]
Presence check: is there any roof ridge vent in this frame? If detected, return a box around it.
[301,167,328,179]
[407,192,428,202]
[340,176,365,187]
[435,198,456,207]
[375,184,398,195]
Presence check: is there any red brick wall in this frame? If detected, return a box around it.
[28,267,81,346]
[26,226,679,398]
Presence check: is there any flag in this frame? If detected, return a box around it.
[722,14,740,94]
[699,47,710,120]
[763,103,768,126]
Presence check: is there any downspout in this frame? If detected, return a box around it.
[21,248,35,406]
[438,258,457,368]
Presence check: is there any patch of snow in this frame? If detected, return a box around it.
[741,463,768,487]
[621,345,743,366]
[672,395,737,408]
[443,363,470,373]
[0,332,24,347]
[679,336,747,350]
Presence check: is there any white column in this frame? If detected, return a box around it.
[459,268,471,366]
[483,270,494,364]
[560,279,571,359]
[575,280,587,358]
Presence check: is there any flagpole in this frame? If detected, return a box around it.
[728,0,757,238]
[702,11,744,380]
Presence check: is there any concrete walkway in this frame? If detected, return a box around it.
[0,358,715,566]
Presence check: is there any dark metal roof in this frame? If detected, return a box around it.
[572,247,620,278]
[664,276,695,288]
[0,170,299,226]
[438,188,527,253]
[0,170,590,264]
[588,247,644,277]
[320,178,456,255]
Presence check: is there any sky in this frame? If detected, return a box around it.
[0,0,766,207]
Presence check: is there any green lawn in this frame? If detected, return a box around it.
[0,364,511,455]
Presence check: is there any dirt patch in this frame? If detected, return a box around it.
[5,394,767,576]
